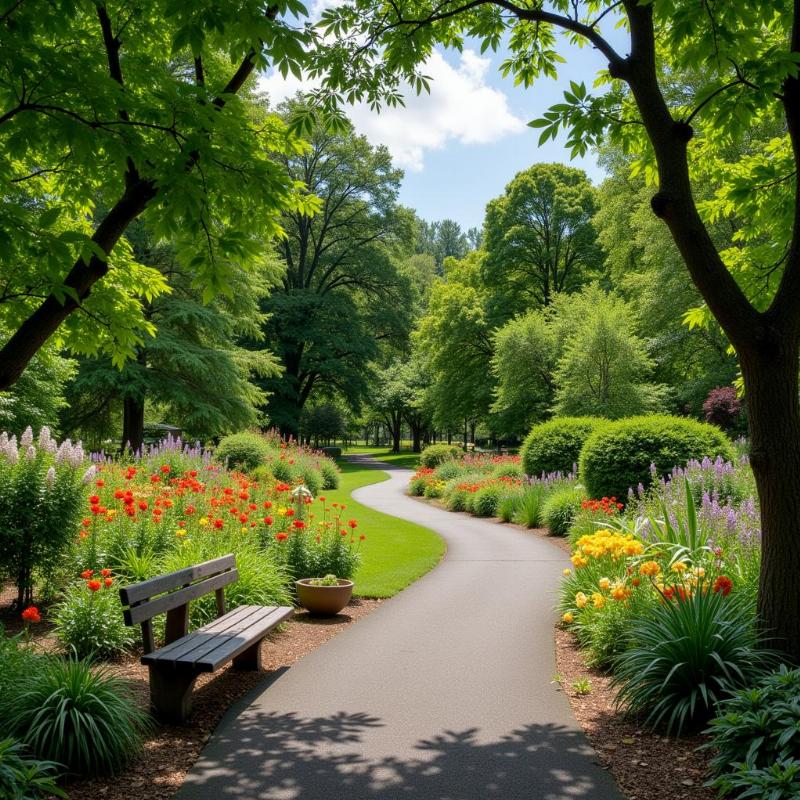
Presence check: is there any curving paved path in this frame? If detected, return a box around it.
[178,456,625,800]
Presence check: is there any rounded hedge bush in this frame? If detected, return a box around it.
[579,415,734,500]
[215,432,269,471]
[521,417,604,477]
[420,443,462,468]
[318,459,340,490]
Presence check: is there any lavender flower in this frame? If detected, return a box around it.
[81,465,97,484]
[20,426,33,448]
[46,466,56,486]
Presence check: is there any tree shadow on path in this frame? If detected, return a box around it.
[181,710,620,800]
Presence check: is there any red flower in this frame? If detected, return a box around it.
[21,606,41,624]
[213,519,224,529]
[81,518,91,527]
[101,568,112,577]
[285,508,295,517]
[81,569,94,579]
[340,529,348,537]
[96,479,105,488]
[275,532,288,541]
[239,514,248,524]
[359,534,366,541]
[319,496,326,503]
[185,505,195,515]
[138,500,148,511]
[87,579,102,592]
[264,516,273,526]
[104,577,113,588]
[88,494,100,505]
[153,507,162,516]
[293,520,306,529]
[160,464,171,473]
[263,500,273,509]
[712,575,733,596]
[248,503,257,511]
[113,489,125,499]
[348,519,357,529]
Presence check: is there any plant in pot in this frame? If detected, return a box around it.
[296,573,354,616]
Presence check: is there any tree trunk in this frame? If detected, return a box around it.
[122,393,146,453]
[390,413,401,453]
[447,431,452,445]
[741,340,800,661]
[412,426,422,453]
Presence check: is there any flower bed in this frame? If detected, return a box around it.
[0,427,354,792]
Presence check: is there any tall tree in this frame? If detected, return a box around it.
[313,0,800,659]
[0,0,320,388]
[482,163,602,321]
[261,109,415,435]
[416,218,471,270]
[63,224,279,450]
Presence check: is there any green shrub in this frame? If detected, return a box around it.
[514,484,546,528]
[0,427,85,607]
[713,758,800,800]
[162,536,291,628]
[408,474,429,496]
[0,738,66,800]
[318,459,340,490]
[53,578,135,660]
[612,589,779,734]
[298,466,322,496]
[267,456,294,482]
[704,665,800,798]
[580,415,734,500]
[434,461,464,482]
[442,480,469,512]
[215,432,270,471]
[542,485,583,536]
[473,484,506,517]
[521,417,603,477]
[276,521,361,582]
[419,444,462,468]
[423,480,444,499]
[491,462,525,480]
[10,655,151,777]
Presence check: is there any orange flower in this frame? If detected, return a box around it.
[21,606,41,624]
[104,577,113,588]
[100,568,112,577]
[87,579,101,592]
[81,569,94,579]
[639,561,661,577]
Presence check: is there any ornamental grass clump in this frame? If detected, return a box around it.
[10,654,151,777]
[0,427,86,607]
[611,585,779,734]
[541,485,583,536]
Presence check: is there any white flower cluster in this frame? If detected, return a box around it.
[0,426,85,468]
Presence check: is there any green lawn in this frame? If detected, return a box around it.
[320,456,444,597]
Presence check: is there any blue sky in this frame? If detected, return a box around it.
[261,25,629,231]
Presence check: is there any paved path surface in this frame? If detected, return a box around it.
[179,456,625,800]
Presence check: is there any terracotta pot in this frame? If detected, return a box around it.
[296,578,354,616]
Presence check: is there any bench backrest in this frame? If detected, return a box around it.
[119,554,238,654]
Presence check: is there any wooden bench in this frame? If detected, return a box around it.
[119,554,293,722]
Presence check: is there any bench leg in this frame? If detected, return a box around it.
[149,665,197,723]
[232,638,263,670]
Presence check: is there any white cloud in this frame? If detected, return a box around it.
[258,48,526,171]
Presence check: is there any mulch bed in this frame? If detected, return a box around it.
[554,620,716,800]
[1,591,382,800]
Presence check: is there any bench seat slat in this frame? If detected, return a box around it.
[142,605,293,671]
[145,605,264,664]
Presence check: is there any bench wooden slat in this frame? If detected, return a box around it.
[195,606,293,671]
[142,605,293,671]
[124,568,239,626]
[143,604,263,664]
[119,554,236,606]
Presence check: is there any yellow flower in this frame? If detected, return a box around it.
[241,526,248,533]
[693,566,706,578]
[598,577,611,590]
[575,592,588,609]
[199,517,208,526]
[562,612,574,624]
[176,529,186,537]
[563,568,572,576]
[639,560,661,577]
[571,554,588,568]
[592,592,605,609]
[671,561,688,573]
